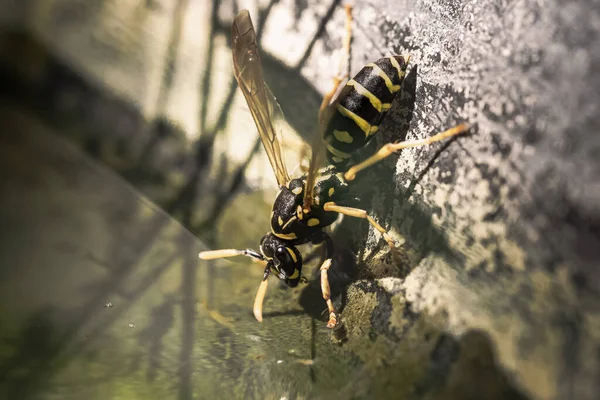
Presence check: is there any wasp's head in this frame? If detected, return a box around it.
[260,233,303,287]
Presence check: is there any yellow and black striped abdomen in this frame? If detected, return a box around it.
[323,55,410,167]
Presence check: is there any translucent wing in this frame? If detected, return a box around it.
[301,109,330,211]
[232,10,290,187]
[304,4,354,210]
[302,83,339,211]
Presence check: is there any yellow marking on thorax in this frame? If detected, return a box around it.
[286,247,298,263]
[296,205,304,220]
[278,216,284,226]
[307,218,320,227]
[388,56,407,81]
[347,79,384,112]
[274,232,297,240]
[288,269,299,279]
[292,186,303,195]
[366,63,401,93]
[328,187,335,196]
[333,130,354,143]
[282,216,297,230]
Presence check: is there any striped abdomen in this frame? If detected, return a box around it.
[323,55,409,167]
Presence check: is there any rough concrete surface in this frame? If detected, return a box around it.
[1,0,600,399]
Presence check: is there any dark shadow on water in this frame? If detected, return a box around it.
[0,220,177,398]
[178,233,198,400]
[137,295,177,382]
[0,307,60,399]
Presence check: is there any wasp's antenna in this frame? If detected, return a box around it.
[253,265,271,322]
[199,248,265,261]
[200,248,272,323]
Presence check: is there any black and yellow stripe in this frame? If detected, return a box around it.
[323,55,410,167]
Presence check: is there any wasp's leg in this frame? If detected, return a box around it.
[291,240,327,284]
[323,201,396,250]
[301,231,335,266]
[301,245,324,266]
[253,265,271,322]
[313,232,338,328]
[318,3,353,124]
[344,123,470,181]
[298,142,313,173]
[320,258,337,328]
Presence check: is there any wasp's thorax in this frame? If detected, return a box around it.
[260,233,303,287]
[270,168,350,244]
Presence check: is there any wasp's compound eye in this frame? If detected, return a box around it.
[273,246,288,267]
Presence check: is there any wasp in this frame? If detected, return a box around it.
[199,6,468,329]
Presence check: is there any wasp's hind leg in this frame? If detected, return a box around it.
[318,3,353,124]
[344,123,469,181]
[297,142,313,174]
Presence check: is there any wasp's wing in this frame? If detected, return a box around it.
[301,123,326,211]
[232,10,290,187]
[302,85,339,211]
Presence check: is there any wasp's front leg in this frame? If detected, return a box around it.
[313,232,338,328]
